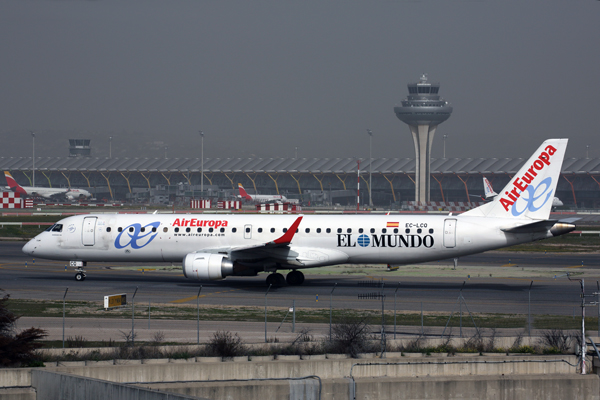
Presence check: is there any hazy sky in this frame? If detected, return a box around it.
[1,1,598,161]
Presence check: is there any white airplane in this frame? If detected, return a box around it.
[237,183,289,203]
[482,176,563,207]
[23,139,575,286]
[4,171,91,201]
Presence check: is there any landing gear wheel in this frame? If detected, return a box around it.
[266,272,286,287]
[286,270,305,286]
[75,272,86,281]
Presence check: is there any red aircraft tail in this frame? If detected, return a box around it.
[238,183,253,200]
[4,171,27,195]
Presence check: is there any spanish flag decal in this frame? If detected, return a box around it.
[386,222,399,228]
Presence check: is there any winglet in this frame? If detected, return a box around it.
[271,216,303,245]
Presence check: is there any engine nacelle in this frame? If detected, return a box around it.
[182,253,234,281]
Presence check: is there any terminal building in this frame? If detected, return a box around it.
[1,156,599,208]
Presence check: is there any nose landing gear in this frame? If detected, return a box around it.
[70,261,87,281]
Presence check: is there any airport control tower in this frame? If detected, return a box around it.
[394,74,452,203]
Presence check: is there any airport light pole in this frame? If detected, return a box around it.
[295,146,298,159]
[132,286,138,345]
[31,131,35,187]
[264,284,272,343]
[329,283,337,341]
[109,136,112,158]
[586,144,590,159]
[62,288,68,349]
[164,146,168,159]
[367,129,373,207]
[197,286,202,345]
[200,130,204,196]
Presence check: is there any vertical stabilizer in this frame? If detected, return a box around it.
[463,139,568,220]
[4,171,27,195]
[238,183,253,200]
[483,177,497,199]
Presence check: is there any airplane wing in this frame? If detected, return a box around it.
[189,216,305,265]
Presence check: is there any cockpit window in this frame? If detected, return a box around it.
[45,224,55,232]
[51,224,63,232]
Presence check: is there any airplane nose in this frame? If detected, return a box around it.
[22,239,37,255]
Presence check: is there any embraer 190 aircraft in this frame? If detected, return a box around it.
[4,171,91,201]
[23,139,575,286]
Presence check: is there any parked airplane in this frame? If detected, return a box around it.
[23,139,575,286]
[238,183,288,203]
[4,171,91,201]
[482,176,563,207]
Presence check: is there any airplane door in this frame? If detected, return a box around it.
[443,219,456,248]
[82,217,97,246]
[244,224,252,239]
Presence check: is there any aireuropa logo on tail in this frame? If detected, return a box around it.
[499,145,557,215]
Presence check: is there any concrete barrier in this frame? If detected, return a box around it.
[0,387,36,400]
[30,370,207,400]
[140,374,600,400]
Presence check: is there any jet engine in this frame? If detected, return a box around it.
[182,253,234,281]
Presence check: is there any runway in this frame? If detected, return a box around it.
[2,241,599,319]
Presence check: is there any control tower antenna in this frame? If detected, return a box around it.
[394,74,452,203]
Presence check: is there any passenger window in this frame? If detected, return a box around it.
[382,228,387,234]
[417,229,422,234]
[197,228,202,233]
[232,228,237,233]
[258,228,263,233]
[326,228,331,233]
[347,228,352,233]
[270,228,275,233]
[106,227,111,233]
[152,227,157,232]
[394,228,398,234]
[220,227,225,233]
[246,227,251,233]
[370,228,375,233]
[174,227,179,233]
[129,227,134,233]
[405,229,410,234]
[429,229,434,234]
[118,227,123,232]
[283,228,288,232]
[317,228,321,233]
[163,227,168,233]
[305,228,310,233]
[359,228,363,233]
[186,227,191,233]
[209,228,214,233]
[337,228,342,233]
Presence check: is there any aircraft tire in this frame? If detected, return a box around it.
[266,273,286,287]
[75,273,84,281]
[286,270,305,286]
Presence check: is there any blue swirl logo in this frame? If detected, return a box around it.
[115,222,161,249]
[511,177,554,217]
[357,234,370,247]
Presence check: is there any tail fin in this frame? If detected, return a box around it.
[238,183,252,200]
[463,139,568,220]
[4,171,27,195]
[483,177,497,198]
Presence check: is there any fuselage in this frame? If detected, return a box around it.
[22,213,554,268]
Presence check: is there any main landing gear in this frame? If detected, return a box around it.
[70,261,87,281]
[265,270,305,287]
